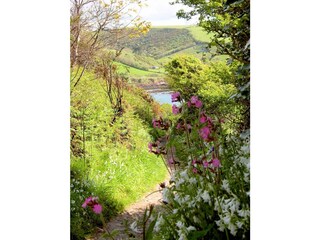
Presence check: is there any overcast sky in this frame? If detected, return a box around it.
[139,0,198,26]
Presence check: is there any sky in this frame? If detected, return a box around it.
[139,0,198,26]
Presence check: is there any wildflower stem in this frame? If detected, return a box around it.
[161,155,172,175]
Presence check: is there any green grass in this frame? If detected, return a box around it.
[71,69,168,239]
[116,62,156,76]
[187,26,213,43]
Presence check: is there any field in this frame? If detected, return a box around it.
[114,26,214,83]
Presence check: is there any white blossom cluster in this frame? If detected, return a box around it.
[154,138,250,239]
[214,195,249,236]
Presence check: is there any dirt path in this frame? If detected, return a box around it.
[93,177,171,240]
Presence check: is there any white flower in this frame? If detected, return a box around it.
[187,200,196,208]
[236,221,243,229]
[173,209,178,214]
[222,179,230,193]
[176,221,184,229]
[189,177,197,184]
[187,226,196,232]
[229,223,237,236]
[176,177,185,187]
[178,231,187,240]
[201,190,211,203]
[174,193,182,204]
[238,209,250,218]
[184,195,190,202]
[193,216,201,224]
[180,169,188,179]
[154,215,164,232]
[223,216,231,225]
[215,219,225,232]
[162,188,169,203]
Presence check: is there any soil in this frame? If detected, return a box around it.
[91,177,171,240]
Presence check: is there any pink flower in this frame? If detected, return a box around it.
[176,122,181,129]
[168,157,174,164]
[93,204,103,214]
[172,104,181,115]
[82,196,102,214]
[192,168,198,174]
[203,161,209,168]
[200,115,207,124]
[187,124,192,130]
[152,119,158,128]
[192,159,197,165]
[212,158,221,168]
[82,196,92,208]
[188,96,203,108]
[195,100,202,108]
[199,126,211,140]
[190,96,198,104]
[148,142,153,152]
[171,92,181,102]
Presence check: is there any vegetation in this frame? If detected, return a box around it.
[148,93,250,239]
[70,0,250,239]
[70,69,167,239]
[112,26,214,84]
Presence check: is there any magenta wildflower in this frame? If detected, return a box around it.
[188,96,203,108]
[93,204,103,214]
[148,142,153,152]
[199,126,211,141]
[82,196,102,215]
[176,122,181,129]
[195,99,202,108]
[212,158,221,168]
[168,157,174,165]
[152,119,159,128]
[190,96,198,104]
[200,115,207,124]
[203,161,209,168]
[171,92,181,102]
[82,196,92,208]
[192,168,198,174]
[172,104,181,115]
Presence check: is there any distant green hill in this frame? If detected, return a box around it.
[124,28,207,59]
[114,26,214,84]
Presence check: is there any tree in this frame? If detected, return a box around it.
[171,0,250,130]
[70,0,150,88]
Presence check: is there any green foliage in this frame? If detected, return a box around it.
[172,0,250,130]
[70,69,167,239]
[186,26,213,43]
[165,55,204,98]
[116,48,160,71]
[173,0,250,65]
[149,96,250,239]
[165,55,242,127]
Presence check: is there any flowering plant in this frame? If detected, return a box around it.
[149,93,250,239]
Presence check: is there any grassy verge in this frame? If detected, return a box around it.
[70,69,167,239]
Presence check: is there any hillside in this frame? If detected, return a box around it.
[123,28,206,59]
[115,26,213,84]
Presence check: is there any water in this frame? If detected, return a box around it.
[150,92,172,105]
